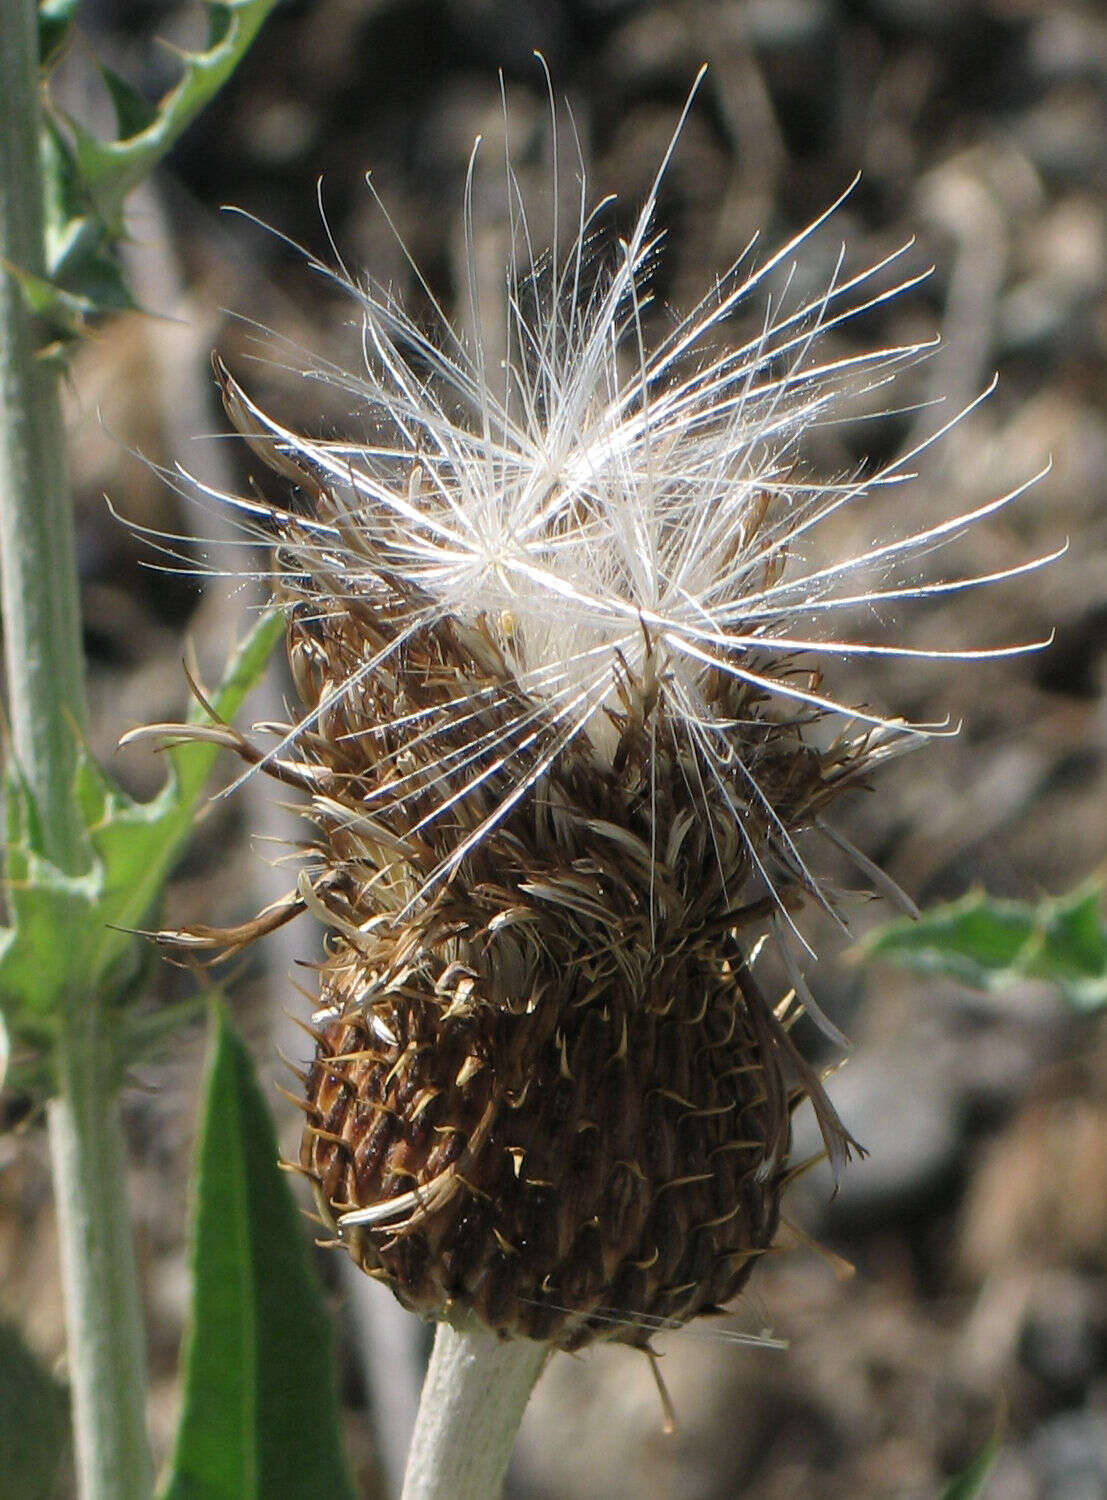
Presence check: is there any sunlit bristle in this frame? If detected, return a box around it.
[157,81,1052,918]
[142,71,1050,1351]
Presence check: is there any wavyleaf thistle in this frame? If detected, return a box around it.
[148,79,1049,1351]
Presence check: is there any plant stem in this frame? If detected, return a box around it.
[0,0,87,864]
[0,4,153,1496]
[401,1323,547,1500]
[48,1019,155,1500]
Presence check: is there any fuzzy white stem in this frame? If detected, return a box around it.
[401,1322,548,1500]
[0,0,87,860]
[1,5,153,1495]
[48,1015,154,1500]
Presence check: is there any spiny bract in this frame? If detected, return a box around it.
[148,81,1047,1350]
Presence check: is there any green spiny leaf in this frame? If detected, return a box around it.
[0,756,98,1017]
[34,0,276,351]
[205,2,235,49]
[96,61,159,139]
[36,118,137,335]
[161,1006,356,1500]
[71,608,285,999]
[0,612,282,1046]
[5,254,132,348]
[856,881,1107,1013]
[37,0,80,70]
[0,838,101,1016]
[71,0,281,229]
[41,116,89,263]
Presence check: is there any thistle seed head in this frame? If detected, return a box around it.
[155,77,1049,1349]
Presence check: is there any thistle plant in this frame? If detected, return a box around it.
[129,75,1052,1499]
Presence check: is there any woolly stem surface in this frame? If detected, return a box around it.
[48,1019,154,1500]
[0,0,87,852]
[401,1321,548,1500]
[0,4,153,1495]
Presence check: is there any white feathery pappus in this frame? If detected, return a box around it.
[163,69,1051,953]
[124,63,1056,1353]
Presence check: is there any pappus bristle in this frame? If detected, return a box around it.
[193,106,1050,922]
[135,70,1054,1352]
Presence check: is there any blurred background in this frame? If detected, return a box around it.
[5,0,1107,1495]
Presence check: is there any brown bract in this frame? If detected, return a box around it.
[156,366,868,1350]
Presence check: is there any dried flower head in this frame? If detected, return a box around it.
[145,77,1049,1351]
